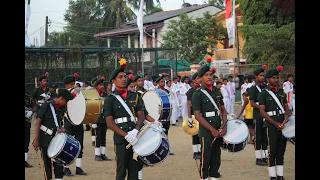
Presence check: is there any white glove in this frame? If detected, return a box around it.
[127,129,138,140]
[125,135,138,146]
[25,111,33,118]
[188,118,193,128]
[91,124,98,129]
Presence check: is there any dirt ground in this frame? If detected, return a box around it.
[25,103,295,180]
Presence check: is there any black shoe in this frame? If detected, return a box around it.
[263,158,268,163]
[169,152,174,155]
[101,154,112,161]
[92,141,95,146]
[270,177,277,180]
[25,161,33,168]
[277,176,285,180]
[95,155,103,161]
[193,152,198,159]
[217,172,222,178]
[196,152,201,159]
[256,159,267,166]
[64,167,75,176]
[76,167,87,175]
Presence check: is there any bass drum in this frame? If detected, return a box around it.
[282,115,295,145]
[67,88,103,125]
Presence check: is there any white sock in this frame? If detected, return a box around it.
[197,144,201,152]
[95,148,101,156]
[76,158,82,168]
[91,136,96,141]
[255,150,262,159]
[101,146,106,155]
[25,153,28,161]
[209,177,218,180]
[64,166,69,168]
[276,165,284,176]
[264,149,269,158]
[192,145,198,153]
[55,179,62,180]
[261,149,266,158]
[138,170,142,179]
[268,166,276,177]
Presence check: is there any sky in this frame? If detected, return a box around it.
[26,0,209,46]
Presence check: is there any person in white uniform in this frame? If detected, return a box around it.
[283,74,294,106]
[180,76,191,119]
[227,75,236,115]
[143,73,152,90]
[166,79,178,125]
[221,78,231,114]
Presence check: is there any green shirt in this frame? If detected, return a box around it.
[258,85,287,127]
[103,90,144,144]
[37,100,66,147]
[191,84,224,137]
[249,83,266,119]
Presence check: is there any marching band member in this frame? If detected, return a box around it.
[90,77,98,146]
[166,79,178,125]
[104,80,113,95]
[249,65,268,166]
[180,76,190,120]
[192,59,227,180]
[63,73,87,176]
[31,72,49,112]
[134,71,148,94]
[221,78,231,114]
[48,83,58,99]
[186,71,202,159]
[288,85,295,114]
[149,76,158,90]
[172,77,181,121]
[156,73,175,155]
[126,74,136,92]
[283,74,294,106]
[93,76,112,161]
[32,88,74,180]
[25,94,33,168]
[227,75,236,115]
[104,58,145,180]
[143,73,152,90]
[176,75,182,118]
[213,75,219,86]
[240,75,250,106]
[258,66,289,180]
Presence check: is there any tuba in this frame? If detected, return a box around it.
[182,115,199,136]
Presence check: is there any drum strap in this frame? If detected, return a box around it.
[200,89,220,116]
[112,94,136,123]
[266,90,285,114]
[256,85,261,92]
[49,103,60,129]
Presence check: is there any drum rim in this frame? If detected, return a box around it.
[140,137,170,166]
[223,120,249,144]
[133,128,163,156]
[221,137,249,153]
[153,89,173,121]
[48,133,67,158]
[281,115,295,138]
[142,91,163,121]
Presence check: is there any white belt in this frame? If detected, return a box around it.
[114,117,137,124]
[205,111,218,117]
[256,102,259,105]
[40,125,53,135]
[267,110,283,116]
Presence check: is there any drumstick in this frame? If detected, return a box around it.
[126,123,152,149]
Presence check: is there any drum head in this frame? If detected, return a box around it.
[282,115,295,138]
[133,128,161,156]
[142,91,161,121]
[67,91,86,125]
[223,120,249,144]
[47,133,66,158]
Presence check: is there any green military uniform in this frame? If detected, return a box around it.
[62,74,87,176]
[36,89,73,180]
[25,94,33,168]
[94,77,112,161]
[186,72,201,160]
[48,83,58,99]
[249,66,268,165]
[191,62,224,180]
[258,68,288,180]
[31,75,49,112]
[104,64,144,180]
[91,77,98,146]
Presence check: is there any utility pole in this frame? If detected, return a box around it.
[45,16,49,46]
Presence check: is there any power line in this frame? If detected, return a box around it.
[29,24,45,36]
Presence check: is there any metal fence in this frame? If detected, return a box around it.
[25,47,176,95]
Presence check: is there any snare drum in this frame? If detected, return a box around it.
[282,115,295,144]
[67,88,103,125]
[142,89,172,121]
[221,119,249,152]
[47,133,81,166]
[25,107,36,123]
[132,123,170,166]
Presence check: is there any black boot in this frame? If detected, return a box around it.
[25,161,33,168]
[76,167,87,175]
[270,177,277,180]
[101,154,112,161]
[277,176,285,180]
[256,159,267,166]
[169,152,174,155]
[95,155,103,161]
[64,167,75,176]
[92,141,95,146]
[193,152,198,159]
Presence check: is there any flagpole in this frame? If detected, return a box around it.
[142,44,144,76]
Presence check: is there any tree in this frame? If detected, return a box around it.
[207,0,225,9]
[239,0,295,69]
[148,3,163,15]
[161,12,226,63]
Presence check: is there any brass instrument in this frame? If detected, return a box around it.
[182,115,199,136]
